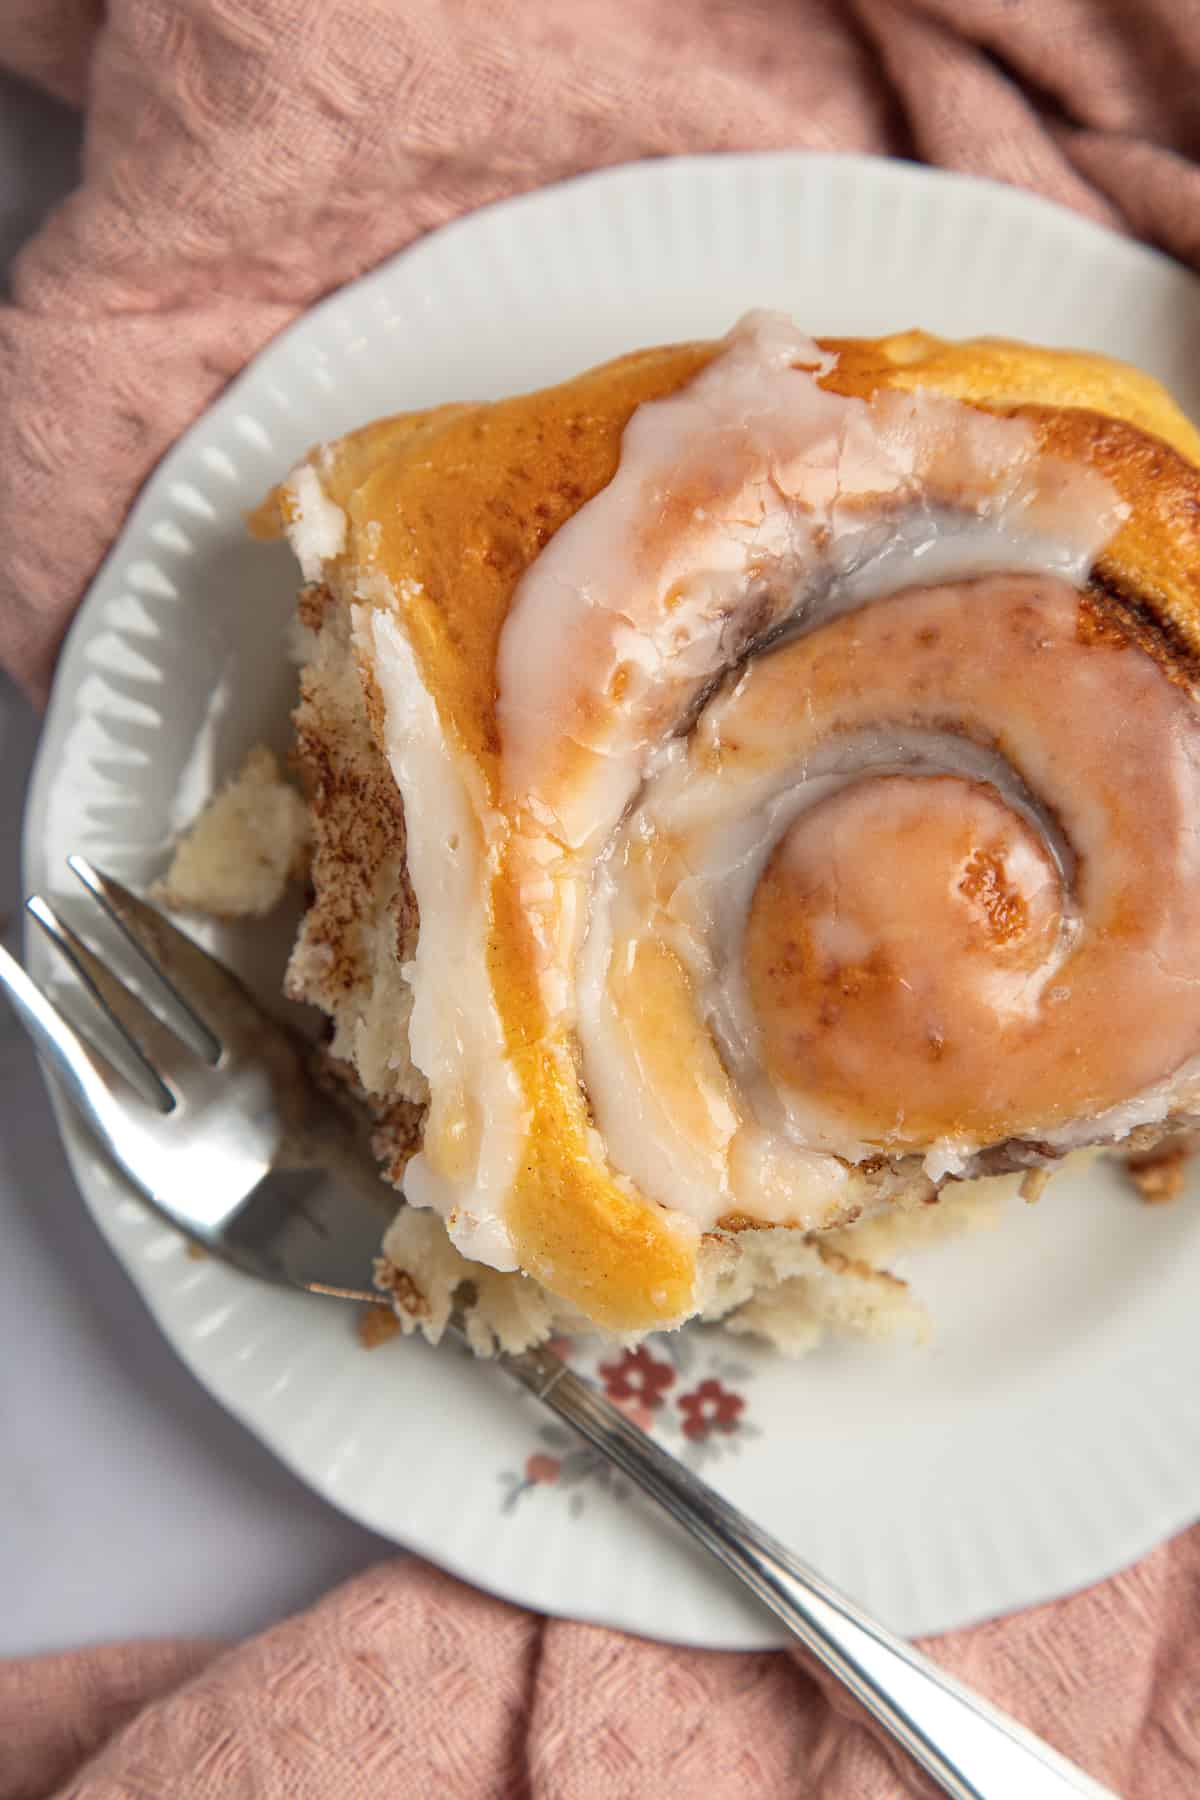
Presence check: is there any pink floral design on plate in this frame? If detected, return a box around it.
[678,1377,745,1440]
[498,1330,760,1517]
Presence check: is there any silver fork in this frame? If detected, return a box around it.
[1,858,1115,1800]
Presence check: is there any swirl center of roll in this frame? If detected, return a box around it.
[744,773,1065,1145]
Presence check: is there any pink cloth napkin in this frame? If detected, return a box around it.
[1,1547,1198,1799]
[3,2,1200,1794]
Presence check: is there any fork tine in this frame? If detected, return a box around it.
[67,856,223,1063]
[0,941,160,1144]
[27,895,178,1111]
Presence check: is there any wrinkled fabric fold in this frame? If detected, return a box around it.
[2,1547,1199,1798]
[2,0,1200,701]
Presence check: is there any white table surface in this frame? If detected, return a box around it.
[0,70,392,1659]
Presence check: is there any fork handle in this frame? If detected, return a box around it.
[500,1345,1115,1800]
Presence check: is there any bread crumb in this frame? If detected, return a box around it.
[357,1302,402,1348]
[1126,1146,1189,1204]
[1019,1168,1051,1203]
[155,746,310,918]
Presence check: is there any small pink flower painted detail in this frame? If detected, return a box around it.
[499,1334,758,1515]
[524,1453,561,1485]
[677,1378,745,1442]
[598,1346,676,1410]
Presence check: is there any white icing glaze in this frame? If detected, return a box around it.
[363,608,526,1270]
[496,311,1156,1235]
[496,313,1120,860]
[353,310,1193,1263]
[284,466,347,583]
[581,576,1200,1221]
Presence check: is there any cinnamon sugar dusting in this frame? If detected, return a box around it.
[291,667,417,1000]
[297,581,335,632]
[958,847,1028,945]
[375,1262,430,1319]
[1075,593,1132,649]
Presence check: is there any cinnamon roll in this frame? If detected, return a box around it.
[253,313,1200,1350]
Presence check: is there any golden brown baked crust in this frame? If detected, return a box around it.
[821,332,1200,685]
[257,329,1200,1332]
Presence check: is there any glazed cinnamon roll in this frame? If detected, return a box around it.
[255,314,1200,1351]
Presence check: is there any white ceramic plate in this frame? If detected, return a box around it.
[24,152,1200,1649]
